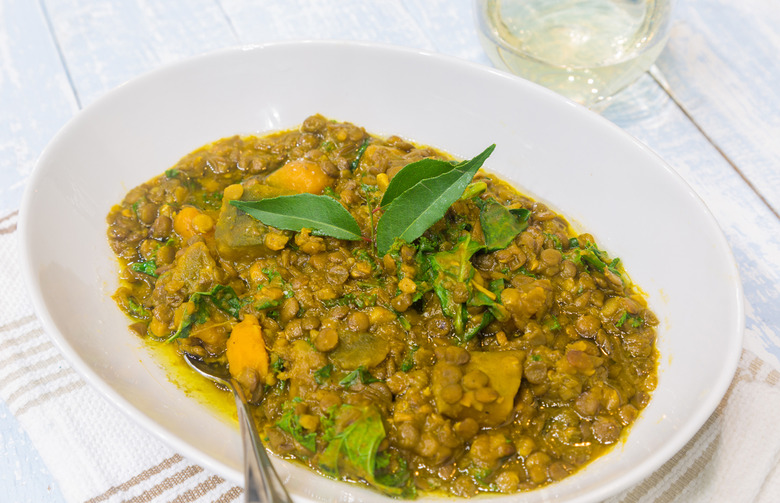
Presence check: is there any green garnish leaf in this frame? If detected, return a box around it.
[376,145,495,256]
[277,407,317,452]
[319,405,411,496]
[314,363,334,384]
[165,168,179,178]
[231,194,363,241]
[427,235,484,336]
[339,366,381,388]
[616,311,643,328]
[270,355,286,375]
[350,139,370,171]
[165,293,210,342]
[400,345,419,372]
[164,284,247,342]
[460,181,488,200]
[463,311,494,341]
[124,296,150,320]
[208,285,245,319]
[546,314,562,331]
[130,259,158,277]
[479,199,529,250]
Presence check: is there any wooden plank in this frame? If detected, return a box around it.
[0,0,78,211]
[43,0,237,106]
[218,0,436,49]
[399,0,493,63]
[655,0,780,216]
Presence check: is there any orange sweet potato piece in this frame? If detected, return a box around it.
[226,315,268,390]
[265,159,333,194]
[173,206,214,240]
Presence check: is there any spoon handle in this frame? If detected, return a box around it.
[231,382,294,503]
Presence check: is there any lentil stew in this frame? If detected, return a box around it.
[107,115,658,498]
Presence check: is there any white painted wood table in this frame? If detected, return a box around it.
[2,1,779,502]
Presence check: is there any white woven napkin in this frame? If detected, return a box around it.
[0,210,241,503]
[2,206,779,503]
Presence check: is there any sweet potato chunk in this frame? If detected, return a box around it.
[265,159,333,194]
[226,315,268,392]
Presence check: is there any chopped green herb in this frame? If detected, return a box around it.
[350,139,370,171]
[277,407,317,452]
[616,311,643,328]
[339,366,381,388]
[200,191,222,210]
[270,355,286,375]
[130,259,158,278]
[323,185,338,199]
[478,198,528,251]
[164,284,248,342]
[125,296,150,320]
[314,363,334,384]
[544,233,563,251]
[400,345,419,372]
[460,181,487,200]
[208,285,245,319]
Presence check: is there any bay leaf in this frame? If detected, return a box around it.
[380,158,457,207]
[375,145,495,256]
[231,194,363,241]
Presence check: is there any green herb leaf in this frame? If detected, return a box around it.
[428,235,484,336]
[546,314,562,331]
[165,293,209,342]
[164,285,247,342]
[339,365,382,388]
[314,363,334,384]
[375,145,495,256]
[270,355,286,375]
[463,311,494,341]
[130,259,158,277]
[277,408,317,452]
[460,181,488,200]
[400,345,419,372]
[231,194,363,241]
[479,199,529,251]
[350,139,370,171]
[208,285,245,319]
[124,296,150,320]
[319,405,411,496]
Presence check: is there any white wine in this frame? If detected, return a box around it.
[476,0,672,107]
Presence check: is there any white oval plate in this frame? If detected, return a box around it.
[20,41,743,503]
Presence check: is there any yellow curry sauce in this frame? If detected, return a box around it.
[107,115,658,498]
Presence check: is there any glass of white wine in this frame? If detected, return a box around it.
[475,0,674,109]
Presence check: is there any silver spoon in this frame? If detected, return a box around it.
[183,353,293,503]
